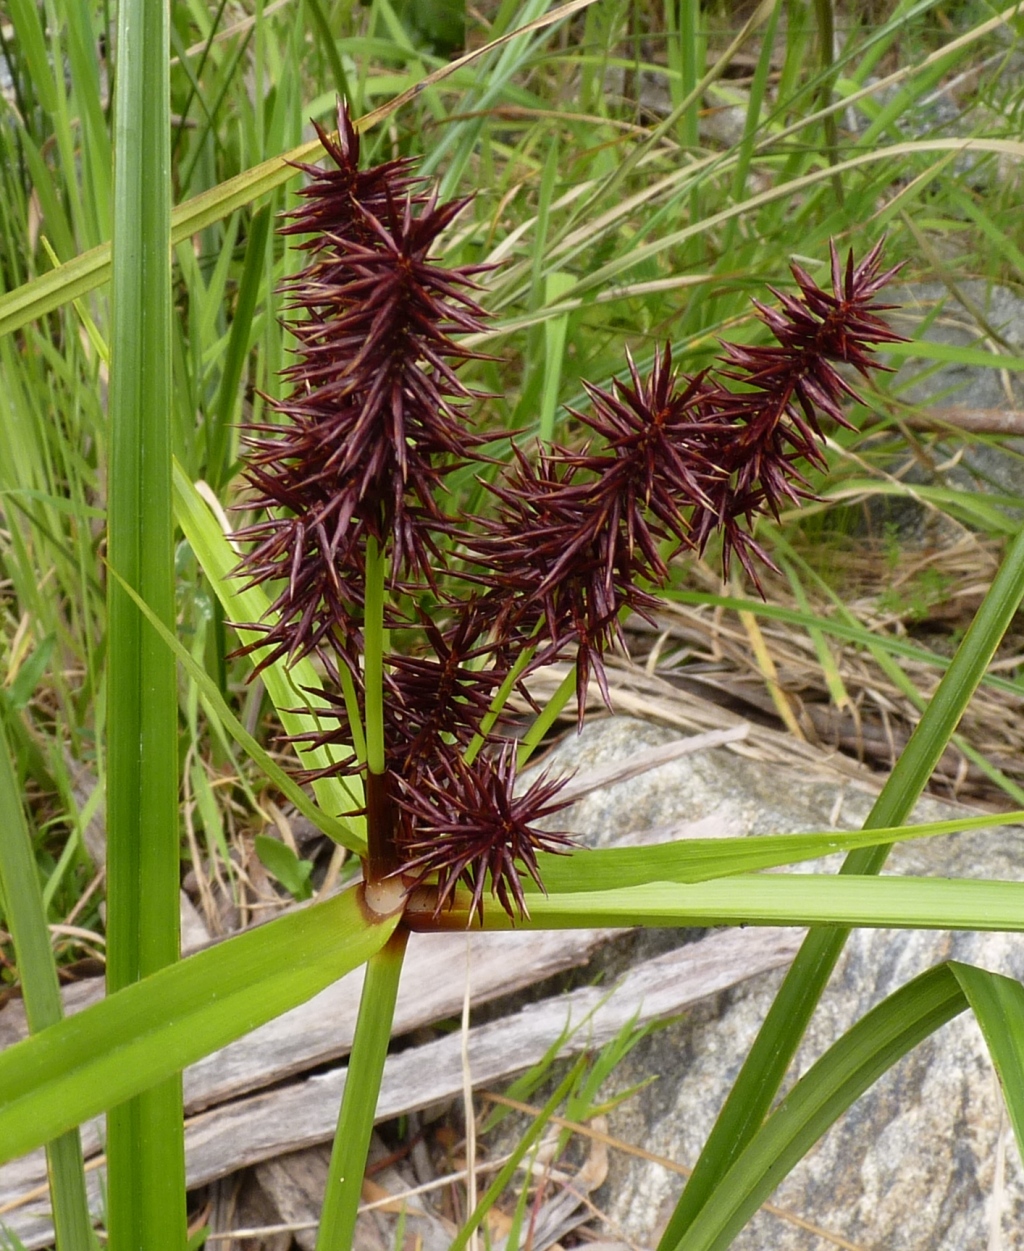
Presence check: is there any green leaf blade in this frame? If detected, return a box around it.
[672,966,966,1251]
[172,461,366,849]
[950,962,1024,1167]
[535,810,1024,892]
[659,522,1024,1246]
[0,886,395,1165]
[105,0,184,1239]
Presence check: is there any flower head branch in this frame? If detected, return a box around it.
[231,105,903,921]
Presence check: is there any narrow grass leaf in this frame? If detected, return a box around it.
[781,559,849,710]
[665,589,1024,703]
[0,719,94,1249]
[172,461,365,838]
[105,0,185,1240]
[448,1054,591,1251]
[7,0,57,115]
[950,962,1024,1165]
[0,0,602,339]
[538,271,576,443]
[669,965,965,1251]
[425,876,1024,932]
[208,203,272,490]
[884,339,1024,372]
[254,834,314,901]
[0,886,396,1165]
[664,524,1024,1246]
[109,563,362,850]
[534,809,1024,892]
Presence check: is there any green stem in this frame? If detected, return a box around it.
[0,718,95,1250]
[680,0,702,153]
[464,645,536,767]
[105,0,186,1242]
[659,522,1024,1250]
[336,647,368,767]
[363,536,396,882]
[316,927,409,1251]
[518,664,577,768]
[813,0,845,204]
[363,535,387,776]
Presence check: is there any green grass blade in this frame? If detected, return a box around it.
[208,203,271,490]
[780,558,850,710]
[172,461,366,845]
[950,963,1024,1167]
[769,536,1024,806]
[105,0,185,1242]
[813,0,843,202]
[517,664,577,766]
[884,338,1024,372]
[447,1054,591,1251]
[304,0,352,101]
[724,0,781,223]
[658,522,1024,1246]
[0,718,94,1249]
[949,187,1024,281]
[108,564,361,850]
[666,588,1024,703]
[316,928,409,1251]
[363,536,387,778]
[424,876,1024,932]
[0,0,601,339]
[548,139,1024,299]
[535,809,1024,891]
[538,271,576,444]
[670,965,965,1251]
[62,0,112,239]
[0,886,396,1165]
[7,0,57,115]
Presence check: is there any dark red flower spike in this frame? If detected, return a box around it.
[571,345,721,555]
[280,99,423,265]
[385,602,509,774]
[465,445,666,723]
[288,599,509,794]
[258,187,496,587]
[232,102,498,674]
[395,745,575,923]
[461,241,903,730]
[685,238,905,588]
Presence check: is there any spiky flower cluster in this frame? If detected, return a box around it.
[234,101,902,920]
[396,746,575,922]
[233,103,491,675]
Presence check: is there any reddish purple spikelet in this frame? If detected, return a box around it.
[690,238,905,587]
[462,241,903,723]
[293,598,509,782]
[466,445,664,723]
[281,101,423,260]
[232,104,495,673]
[395,745,574,922]
[384,603,509,772]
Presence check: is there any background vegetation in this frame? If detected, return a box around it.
[3,0,1024,1246]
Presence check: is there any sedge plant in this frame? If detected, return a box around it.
[227,100,909,930]
[8,12,1024,1248]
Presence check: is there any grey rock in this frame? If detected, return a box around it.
[890,280,1024,413]
[864,279,1024,543]
[525,716,1024,1250]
